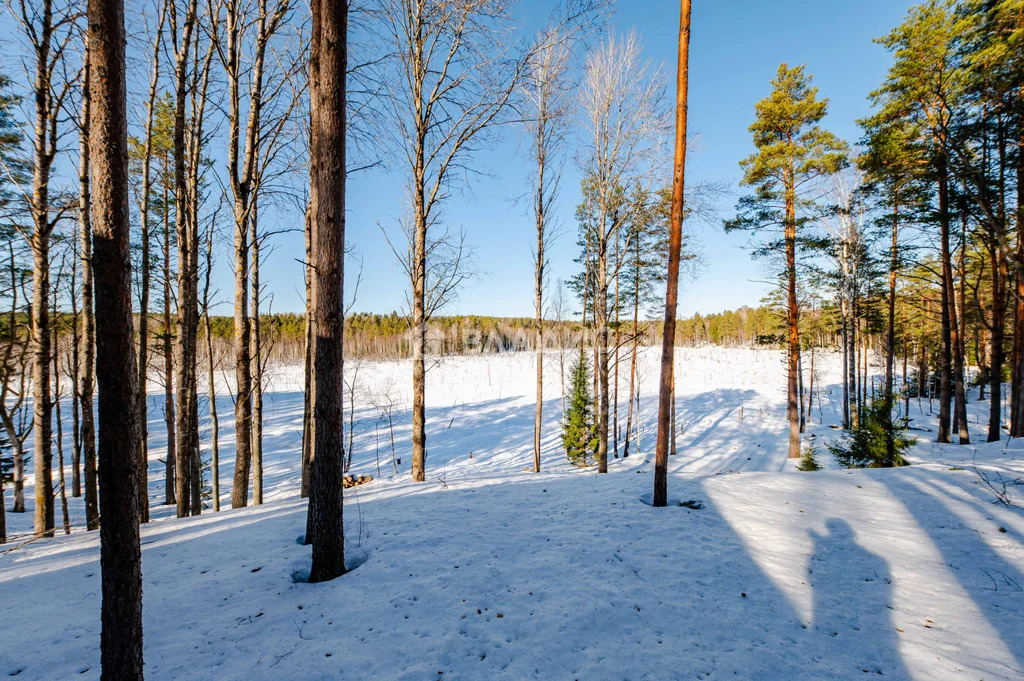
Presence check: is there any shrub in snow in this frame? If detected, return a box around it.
[797,443,822,471]
[828,398,914,469]
[562,354,596,467]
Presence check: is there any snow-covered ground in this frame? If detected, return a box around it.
[2,346,1023,680]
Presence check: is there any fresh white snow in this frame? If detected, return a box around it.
[2,346,1023,680]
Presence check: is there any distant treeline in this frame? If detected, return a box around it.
[189,306,790,362]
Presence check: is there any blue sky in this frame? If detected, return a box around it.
[271,0,916,320]
[1,0,917,319]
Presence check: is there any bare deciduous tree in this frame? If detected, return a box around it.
[579,31,666,474]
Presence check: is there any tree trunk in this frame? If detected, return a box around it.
[307,0,347,582]
[173,0,199,517]
[53,318,70,535]
[135,6,165,525]
[596,252,609,473]
[785,180,801,459]
[251,201,263,505]
[533,179,544,473]
[79,52,99,530]
[1010,117,1024,436]
[30,40,54,537]
[203,219,219,511]
[88,0,145,670]
[411,202,427,481]
[162,180,175,506]
[301,208,313,497]
[654,0,690,506]
[938,164,953,443]
[885,198,898,461]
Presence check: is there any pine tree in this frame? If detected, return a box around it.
[563,355,596,467]
[727,63,847,459]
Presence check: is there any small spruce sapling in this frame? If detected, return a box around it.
[797,442,822,471]
[563,355,597,467]
[828,398,915,468]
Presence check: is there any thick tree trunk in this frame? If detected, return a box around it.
[87,0,145,671]
[307,0,347,582]
[654,0,690,506]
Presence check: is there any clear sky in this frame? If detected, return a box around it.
[251,0,916,321]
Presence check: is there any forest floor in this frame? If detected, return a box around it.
[2,346,1023,680]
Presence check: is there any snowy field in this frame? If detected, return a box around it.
[2,346,1024,680]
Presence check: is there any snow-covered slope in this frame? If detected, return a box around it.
[2,347,1023,680]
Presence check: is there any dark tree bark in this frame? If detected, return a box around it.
[1012,119,1024,437]
[172,0,199,517]
[307,0,347,583]
[88,0,144,673]
[654,0,690,507]
[29,0,57,538]
[79,42,100,533]
[300,207,312,498]
[938,162,953,443]
[885,197,898,461]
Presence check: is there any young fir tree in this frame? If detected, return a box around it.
[828,397,916,469]
[726,63,847,460]
[563,354,596,467]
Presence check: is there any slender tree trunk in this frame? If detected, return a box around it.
[162,180,175,506]
[654,0,690,506]
[623,263,639,459]
[88,0,145,670]
[307,0,347,582]
[938,165,953,443]
[849,289,859,429]
[230,207,252,508]
[251,202,263,505]
[53,319,69,535]
[301,208,313,496]
[135,6,164,525]
[1010,116,1024,436]
[596,253,609,473]
[79,55,99,530]
[533,174,544,473]
[203,219,219,511]
[173,0,199,517]
[885,198,898,460]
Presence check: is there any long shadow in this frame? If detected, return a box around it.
[808,518,909,678]
[1,466,936,681]
[878,468,1024,675]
